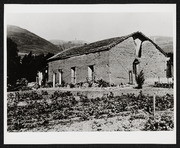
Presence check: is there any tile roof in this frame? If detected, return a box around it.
[48,31,167,61]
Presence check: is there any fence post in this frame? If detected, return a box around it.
[153,93,156,118]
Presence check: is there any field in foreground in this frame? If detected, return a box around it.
[20,110,173,132]
[7,89,174,132]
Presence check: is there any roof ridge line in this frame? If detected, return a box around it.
[48,31,167,62]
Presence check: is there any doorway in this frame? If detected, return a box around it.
[129,70,133,84]
[58,69,63,85]
[133,58,140,77]
[88,65,94,81]
[71,67,76,84]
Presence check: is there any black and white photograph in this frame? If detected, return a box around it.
[4,4,176,144]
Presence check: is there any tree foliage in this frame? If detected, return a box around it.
[20,52,54,82]
[135,70,145,89]
[7,37,54,88]
[7,38,21,85]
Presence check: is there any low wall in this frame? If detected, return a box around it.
[7,86,174,99]
[37,86,174,99]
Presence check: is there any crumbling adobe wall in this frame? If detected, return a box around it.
[109,37,167,85]
[109,37,136,85]
[48,51,110,84]
[139,41,167,84]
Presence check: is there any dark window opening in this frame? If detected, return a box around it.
[71,67,76,83]
[133,59,140,76]
[166,60,173,78]
[129,70,133,84]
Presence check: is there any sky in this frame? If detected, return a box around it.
[6,12,173,42]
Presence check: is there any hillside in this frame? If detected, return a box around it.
[50,39,88,50]
[7,25,173,55]
[149,36,173,53]
[7,25,62,55]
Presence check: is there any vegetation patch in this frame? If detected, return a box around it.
[7,91,174,132]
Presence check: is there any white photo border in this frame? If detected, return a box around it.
[4,4,177,144]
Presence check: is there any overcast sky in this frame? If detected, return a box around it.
[6,12,173,42]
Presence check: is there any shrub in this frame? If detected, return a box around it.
[97,79,110,87]
[75,82,83,88]
[41,90,48,95]
[87,80,93,87]
[61,80,66,87]
[69,83,75,88]
[143,115,174,131]
[135,70,145,89]
[7,78,29,92]
[20,86,32,91]
[46,81,53,87]
[7,91,174,131]
[17,78,28,86]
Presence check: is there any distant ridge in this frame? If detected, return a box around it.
[149,36,173,53]
[50,36,173,54]
[50,39,88,50]
[7,25,173,56]
[7,25,62,55]
[48,31,170,61]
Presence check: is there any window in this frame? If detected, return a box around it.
[166,60,173,78]
[71,67,76,83]
[88,65,94,81]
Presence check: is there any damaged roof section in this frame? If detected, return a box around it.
[48,31,167,62]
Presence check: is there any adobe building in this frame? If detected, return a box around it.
[47,31,172,87]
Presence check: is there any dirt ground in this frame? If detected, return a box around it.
[18,110,173,132]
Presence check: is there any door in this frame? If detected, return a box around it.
[88,65,94,81]
[71,67,76,84]
[133,59,140,77]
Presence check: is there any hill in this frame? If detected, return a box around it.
[149,36,173,53]
[7,25,173,55]
[50,40,88,50]
[7,25,62,55]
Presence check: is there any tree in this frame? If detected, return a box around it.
[7,38,21,85]
[7,38,55,89]
[21,52,54,83]
[135,70,145,89]
[21,52,36,82]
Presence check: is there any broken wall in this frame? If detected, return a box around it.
[140,41,167,84]
[109,37,167,85]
